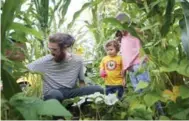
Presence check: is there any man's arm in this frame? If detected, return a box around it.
[78,60,86,87]
[27,56,47,72]
[79,80,85,87]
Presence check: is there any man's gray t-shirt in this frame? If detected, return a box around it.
[27,54,84,95]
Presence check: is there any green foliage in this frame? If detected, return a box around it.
[135,81,149,92]
[144,92,162,107]
[1,0,189,120]
[2,93,72,120]
[179,85,189,99]
[180,0,189,59]
[160,0,175,37]
[1,0,25,52]
[11,23,43,40]
[1,66,22,100]
[38,99,72,119]
[166,97,189,120]
[67,2,91,29]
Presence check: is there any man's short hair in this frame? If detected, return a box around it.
[49,33,75,49]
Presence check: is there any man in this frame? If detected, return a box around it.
[27,33,104,102]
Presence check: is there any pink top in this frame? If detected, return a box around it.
[120,33,141,70]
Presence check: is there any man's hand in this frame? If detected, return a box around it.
[79,80,85,87]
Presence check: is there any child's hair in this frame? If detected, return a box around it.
[105,39,120,52]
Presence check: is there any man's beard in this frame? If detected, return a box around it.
[53,52,66,62]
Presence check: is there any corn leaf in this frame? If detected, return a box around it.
[180,0,189,59]
[10,23,43,40]
[1,66,22,100]
[160,0,175,37]
[67,2,91,28]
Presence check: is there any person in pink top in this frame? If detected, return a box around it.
[116,29,150,92]
[115,13,165,115]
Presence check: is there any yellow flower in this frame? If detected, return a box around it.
[163,86,179,102]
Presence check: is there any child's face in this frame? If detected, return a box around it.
[106,45,117,57]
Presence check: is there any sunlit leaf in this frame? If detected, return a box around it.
[159,116,170,120]
[68,2,91,28]
[162,86,179,102]
[179,85,189,99]
[135,81,149,92]
[9,93,43,120]
[144,92,161,106]
[10,23,43,40]
[38,99,72,120]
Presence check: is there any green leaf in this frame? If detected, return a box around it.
[61,0,71,22]
[38,99,72,120]
[102,17,140,39]
[1,66,22,100]
[144,92,161,107]
[179,85,189,99]
[9,93,43,120]
[176,59,189,77]
[180,0,189,59]
[159,116,170,120]
[1,0,25,51]
[135,81,149,92]
[160,46,176,65]
[68,2,91,28]
[103,17,124,30]
[10,23,43,40]
[172,108,189,120]
[160,0,175,37]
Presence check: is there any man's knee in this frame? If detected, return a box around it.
[90,85,104,94]
[44,89,63,102]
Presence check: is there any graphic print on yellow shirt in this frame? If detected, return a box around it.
[100,55,123,85]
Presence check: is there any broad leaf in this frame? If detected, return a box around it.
[159,116,170,120]
[179,85,189,99]
[9,93,43,120]
[172,108,189,120]
[135,81,149,92]
[38,99,72,120]
[144,92,161,106]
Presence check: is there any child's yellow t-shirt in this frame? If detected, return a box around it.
[100,55,123,85]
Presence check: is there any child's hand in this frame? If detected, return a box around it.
[122,79,126,87]
[100,70,107,78]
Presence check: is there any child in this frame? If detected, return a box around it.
[100,40,125,99]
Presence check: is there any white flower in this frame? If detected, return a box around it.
[87,92,104,98]
[95,96,104,104]
[72,92,118,107]
[104,93,119,105]
[72,96,86,107]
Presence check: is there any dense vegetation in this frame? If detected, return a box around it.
[1,0,189,120]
